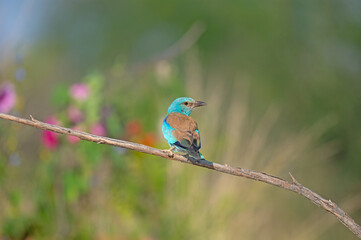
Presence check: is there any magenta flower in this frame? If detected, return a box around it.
[69,83,90,101]
[67,105,84,123]
[67,126,82,144]
[0,82,16,113]
[90,123,106,136]
[41,116,60,150]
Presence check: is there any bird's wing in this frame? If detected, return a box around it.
[166,112,201,152]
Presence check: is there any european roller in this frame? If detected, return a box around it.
[162,97,206,160]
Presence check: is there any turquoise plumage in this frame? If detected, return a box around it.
[162,97,206,159]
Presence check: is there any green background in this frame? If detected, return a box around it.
[0,0,360,239]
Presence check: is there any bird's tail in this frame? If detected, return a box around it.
[189,150,205,161]
[173,145,205,160]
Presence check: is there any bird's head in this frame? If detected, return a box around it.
[167,97,207,116]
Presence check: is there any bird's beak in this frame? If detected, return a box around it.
[193,101,207,108]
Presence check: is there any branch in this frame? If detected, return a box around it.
[1,112,360,238]
[128,21,206,74]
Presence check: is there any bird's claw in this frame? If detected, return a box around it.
[163,146,175,158]
[167,151,175,158]
[164,150,174,158]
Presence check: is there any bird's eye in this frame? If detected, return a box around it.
[184,102,189,106]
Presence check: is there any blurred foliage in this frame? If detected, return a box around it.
[0,0,361,239]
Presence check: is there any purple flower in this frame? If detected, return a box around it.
[15,68,26,82]
[9,152,21,166]
[69,83,90,101]
[0,82,16,113]
[41,116,60,150]
[90,123,106,136]
[67,105,84,123]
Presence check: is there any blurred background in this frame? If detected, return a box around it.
[0,0,361,239]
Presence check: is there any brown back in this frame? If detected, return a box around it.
[166,112,201,151]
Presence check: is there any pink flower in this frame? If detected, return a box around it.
[67,105,84,123]
[0,82,16,113]
[69,83,90,101]
[41,116,60,150]
[67,126,82,144]
[90,123,106,136]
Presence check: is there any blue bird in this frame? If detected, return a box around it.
[162,97,206,160]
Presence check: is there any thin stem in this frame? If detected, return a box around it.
[0,112,360,238]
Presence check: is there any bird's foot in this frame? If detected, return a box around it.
[163,146,175,158]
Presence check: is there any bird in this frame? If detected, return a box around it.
[162,97,206,160]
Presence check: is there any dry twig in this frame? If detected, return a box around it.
[0,112,360,239]
[128,21,206,74]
